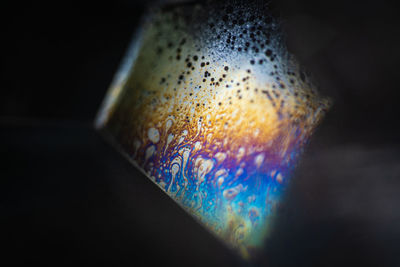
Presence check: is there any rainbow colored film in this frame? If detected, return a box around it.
[96,1,330,259]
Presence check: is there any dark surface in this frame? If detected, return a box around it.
[0,121,241,266]
[2,0,400,266]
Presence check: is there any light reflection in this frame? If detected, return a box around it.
[96,0,330,259]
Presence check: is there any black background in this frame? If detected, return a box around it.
[2,0,400,266]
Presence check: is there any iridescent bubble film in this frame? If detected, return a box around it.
[96,0,330,259]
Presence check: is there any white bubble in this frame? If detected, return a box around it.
[148,128,160,143]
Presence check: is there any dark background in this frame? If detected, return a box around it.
[2,0,400,266]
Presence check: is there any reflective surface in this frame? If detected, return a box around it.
[96,1,329,258]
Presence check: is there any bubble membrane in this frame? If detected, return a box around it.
[95,0,330,259]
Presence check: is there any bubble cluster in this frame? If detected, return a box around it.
[96,0,330,259]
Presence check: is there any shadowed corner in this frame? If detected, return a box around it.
[254,138,400,266]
